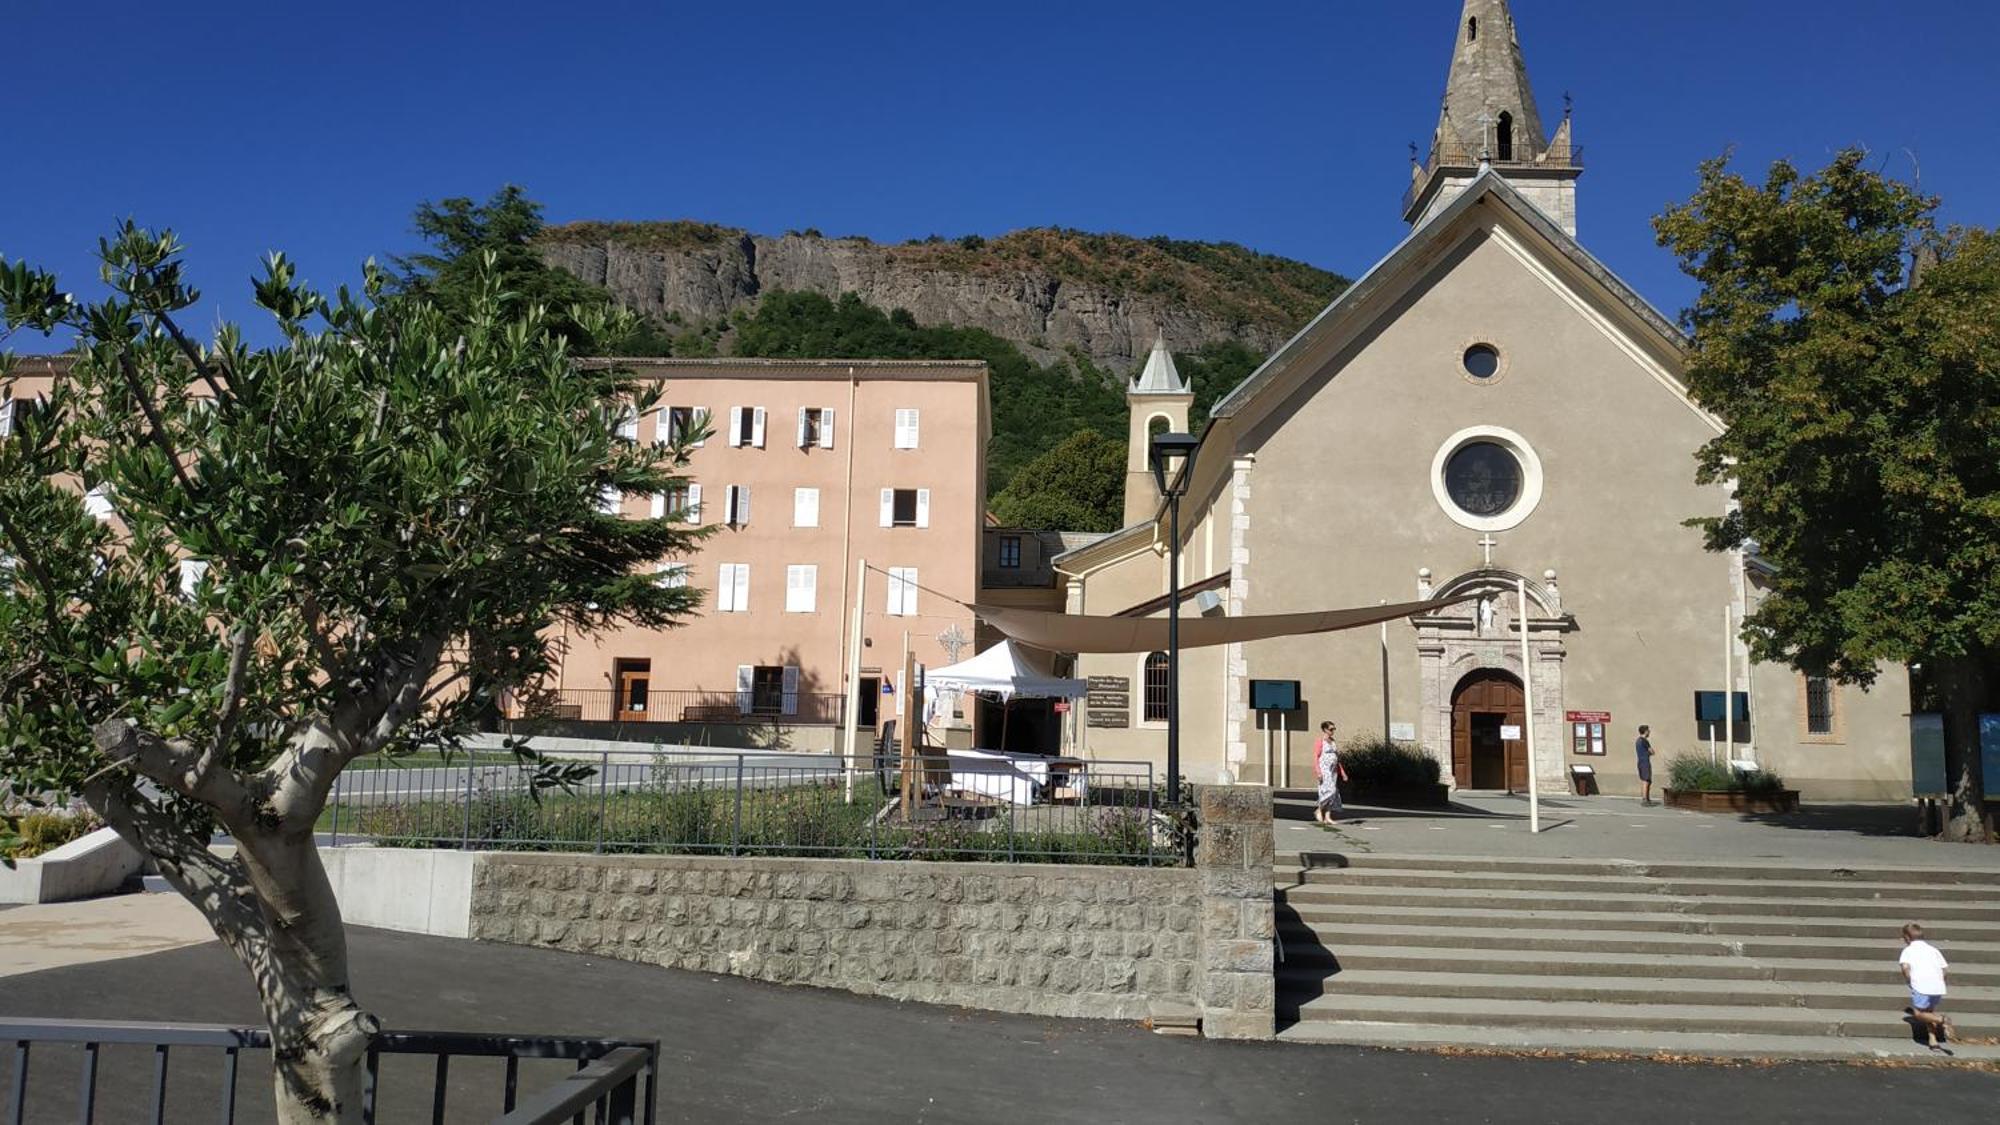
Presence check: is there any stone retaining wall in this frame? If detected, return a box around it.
[471,853,1201,1021]
[426,785,1276,1036]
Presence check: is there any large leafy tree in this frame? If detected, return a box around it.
[1655,151,2000,842]
[393,184,676,355]
[988,429,1128,532]
[0,226,707,1120]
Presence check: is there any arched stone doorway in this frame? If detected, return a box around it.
[1452,669,1527,791]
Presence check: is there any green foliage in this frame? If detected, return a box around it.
[1177,338,1266,429]
[1666,754,1788,795]
[394,186,677,355]
[989,430,1127,532]
[1338,735,1443,790]
[0,223,710,837]
[730,291,1128,496]
[1655,150,1997,832]
[349,780,1168,866]
[1,810,102,861]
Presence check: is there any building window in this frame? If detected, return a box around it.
[1497,111,1515,161]
[880,488,930,529]
[894,408,920,450]
[614,405,639,442]
[998,535,1022,569]
[729,406,767,448]
[655,562,689,589]
[725,485,751,527]
[785,564,817,613]
[597,485,622,517]
[886,567,919,616]
[716,563,750,612]
[662,406,707,447]
[797,407,835,449]
[1805,676,1835,736]
[1463,343,1501,380]
[1431,426,1544,532]
[178,559,209,601]
[1467,16,1477,41]
[654,483,702,524]
[738,664,797,716]
[793,487,820,528]
[1142,652,1170,723]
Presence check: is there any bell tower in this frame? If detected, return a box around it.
[1404,0,1581,235]
[1124,334,1192,527]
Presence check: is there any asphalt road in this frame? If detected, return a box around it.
[4,926,1994,1124]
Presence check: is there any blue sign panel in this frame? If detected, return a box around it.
[1250,679,1301,712]
[1983,714,2000,801]
[1910,713,1948,796]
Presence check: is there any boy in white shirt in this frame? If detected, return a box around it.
[1898,922,1954,1049]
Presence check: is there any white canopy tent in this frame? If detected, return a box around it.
[923,640,1087,702]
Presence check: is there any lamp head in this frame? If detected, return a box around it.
[1148,431,1200,496]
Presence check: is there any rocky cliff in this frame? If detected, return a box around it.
[537,223,1347,371]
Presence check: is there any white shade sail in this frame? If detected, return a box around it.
[968,594,1477,654]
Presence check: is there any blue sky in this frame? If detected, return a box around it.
[4,1,1995,350]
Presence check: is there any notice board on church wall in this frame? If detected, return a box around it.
[1087,676,1131,729]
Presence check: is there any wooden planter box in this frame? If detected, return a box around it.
[1343,782,1452,809]
[1663,788,1802,815]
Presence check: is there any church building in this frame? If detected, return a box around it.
[1057,0,1911,801]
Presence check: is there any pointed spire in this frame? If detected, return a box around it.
[1434,0,1549,163]
[1132,333,1188,395]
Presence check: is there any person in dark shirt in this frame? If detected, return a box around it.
[1635,725,1655,806]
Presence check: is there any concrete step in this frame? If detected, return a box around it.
[1272,941,2000,989]
[1275,1021,2000,1063]
[1275,902,2000,942]
[1277,967,2000,1015]
[1276,883,2000,923]
[1275,851,2000,888]
[1276,918,2000,964]
[1282,993,2000,1041]
[1282,865,2000,904]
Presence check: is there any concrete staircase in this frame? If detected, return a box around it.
[1275,851,2000,1061]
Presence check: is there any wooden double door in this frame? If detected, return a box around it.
[1451,670,1527,792]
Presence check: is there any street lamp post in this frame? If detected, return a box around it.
[1150,431,1201,806]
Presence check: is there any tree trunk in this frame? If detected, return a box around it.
[234,825,381,1123]
[1936,656,1994,843]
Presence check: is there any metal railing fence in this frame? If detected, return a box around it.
[513,689,846,726]
[0,1018,658,1125]
[328,747,1182,867]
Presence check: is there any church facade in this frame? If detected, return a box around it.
[1057,0,1911,801]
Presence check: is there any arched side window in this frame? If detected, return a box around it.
[1496,111,1515,161]
[1142,652,1170,723]
[1467,17,1477,41]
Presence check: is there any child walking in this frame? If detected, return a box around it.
[1899,922,1956,1050]
[1314,720,1345,825]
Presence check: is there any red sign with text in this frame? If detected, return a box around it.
[1565,710,1612,724]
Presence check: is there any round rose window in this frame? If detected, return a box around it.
[1443,441,1522,517]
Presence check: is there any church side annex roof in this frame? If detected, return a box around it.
[1207,170,1694,427]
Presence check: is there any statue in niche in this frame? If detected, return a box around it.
[1478,596,1497,635]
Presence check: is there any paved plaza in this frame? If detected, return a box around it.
[1,895,1994,1123]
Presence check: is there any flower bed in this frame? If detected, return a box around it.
[1663,754,1800,814]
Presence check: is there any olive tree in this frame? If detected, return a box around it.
[0,225,706,1120]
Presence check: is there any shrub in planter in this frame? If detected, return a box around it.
[1,810,103,862]
[1340,736,1444,793]
[1666,753,1788,795]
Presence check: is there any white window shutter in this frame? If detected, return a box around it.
[716,565,734,612]
[651,492,667,520]
[796,407,809,449]
[801,566,816,612]
[819,408,835,449]
[687,483,703,524]
[692,408,709,447]
[615,407,638,441]
[179,559,208,599]
[83,486,115,521]
[751,407,767,448]
[734,563,751,612]
[916,489,931,529]
[0,400,13,438]
[794,488,819,528]
[728,406,745,447]
[738,485,750,526]
[598,485,621,516]
[902,568,919,616]
[651,408,669,446]
[880,489,894,528]
[736,664,754,713]
[782,665,801,715]
[656,561,687,589]
[895,408,919,449]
